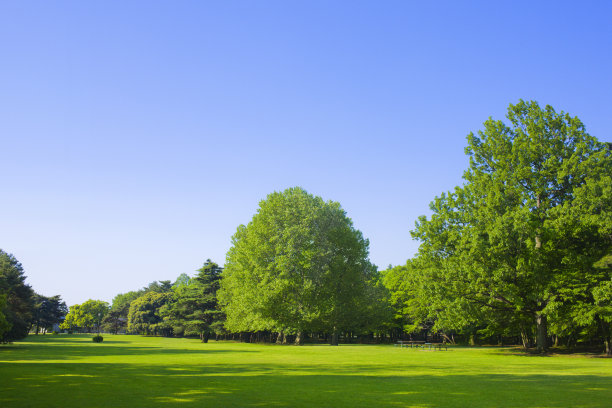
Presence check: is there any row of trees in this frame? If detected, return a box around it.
[210,101,610,353]
[4,100,610,354]
[61,260,225,343]
[61,188,391,346]
[0,250,67,343]
[383,101,611,355]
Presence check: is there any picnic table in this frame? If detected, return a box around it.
[396,341,448,350]
[395,340,425,348]
[425,342,448,351]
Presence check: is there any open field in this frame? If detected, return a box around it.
[1,335,611,407]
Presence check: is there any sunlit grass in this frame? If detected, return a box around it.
[1,335,611,407]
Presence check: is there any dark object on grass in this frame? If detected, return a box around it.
[92,335,104,343]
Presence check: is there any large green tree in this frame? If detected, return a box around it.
[219,187,380,345]
[0,250,34,342]
[412,100,612,353]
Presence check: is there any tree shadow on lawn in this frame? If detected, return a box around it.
[0,344,257,361]
[1,361,611,408]
[1,335,260,361]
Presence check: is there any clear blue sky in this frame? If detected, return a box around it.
[1,1,611,306]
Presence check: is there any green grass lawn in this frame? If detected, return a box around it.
[1,335,611,407]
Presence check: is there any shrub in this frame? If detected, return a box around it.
[52,331,59,335]
[92,335,104,343]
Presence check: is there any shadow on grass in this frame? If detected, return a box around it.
[1,361,611,408]
[0,337,258,360]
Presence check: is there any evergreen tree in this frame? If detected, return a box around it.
[0,250,34,342]
[164,260,225,342]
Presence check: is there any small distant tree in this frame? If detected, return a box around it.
[31,294,68,334]
[61,300,109,334]
[83,300,110,335]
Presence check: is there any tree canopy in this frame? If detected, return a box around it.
[219,187,383,345]
[31,294,68,334]
[411,100,612,353]
[127,292,173,336]
[61,299,109,334]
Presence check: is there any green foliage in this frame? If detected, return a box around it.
[144,280,173,293]
[103,291,143,334]
[0,294,11,341]
[0,250,34,342]
[105,282,175,334]
[219,187,384,343]
[382,260,432,334]
[172,273,191,289]
[92,335,104,343]
[163,260,225,342]
[111,291,143,316]
[412,100,612,352]
[31,294,68,334]
[127,292,173,335]
[60,300,109,334]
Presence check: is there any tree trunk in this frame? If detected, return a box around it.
[295,331,303,345]
[203,332,209,343]
[598,318,611,357]
[276,331,284,344]
[520,328,530,350]
[330,328,339,346]
[536,312,548,353]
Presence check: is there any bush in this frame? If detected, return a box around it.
[52,331,59,335]
[92,335,104,343]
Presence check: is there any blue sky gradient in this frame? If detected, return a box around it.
[1,1,611,305]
